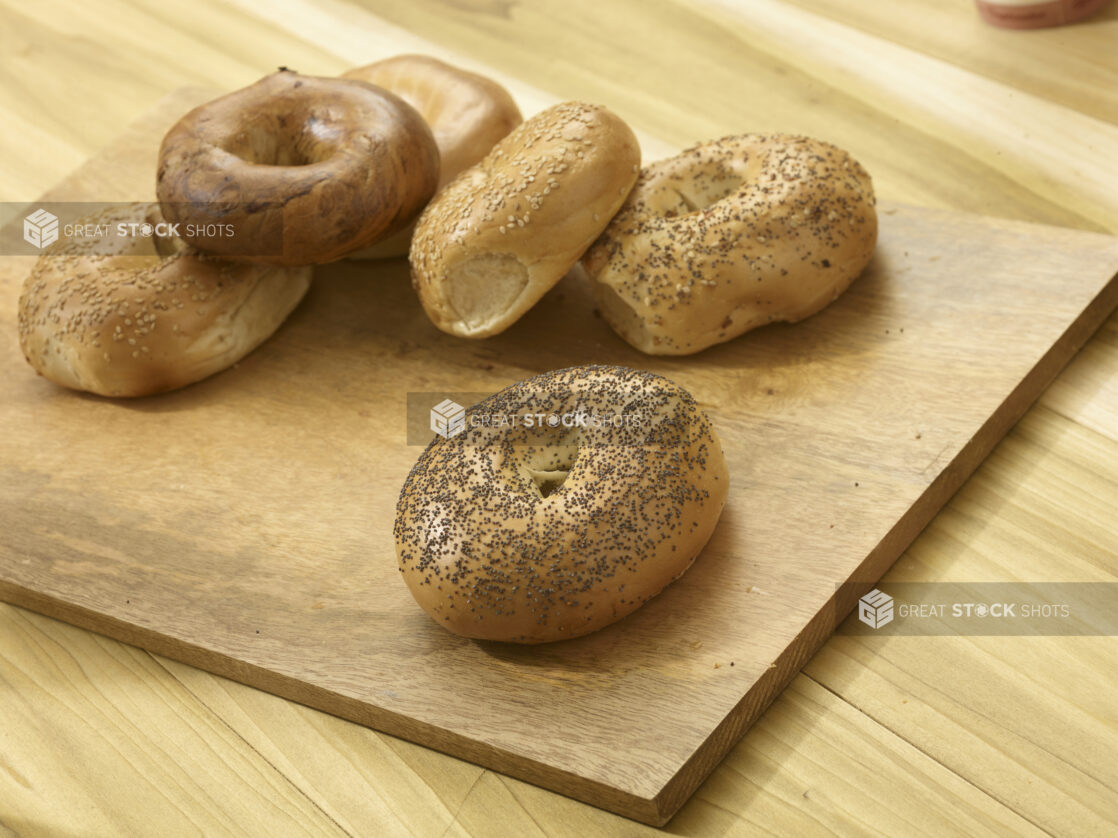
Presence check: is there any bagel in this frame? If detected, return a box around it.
[156,69,440,266]
[409,101,640,338]
[394,365,729,643]
[582,134,877,355]
[342,54,522,259]
[17,203,311,397]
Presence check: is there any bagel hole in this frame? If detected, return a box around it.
[521,432,581,499]
[533,472,569,498]
[672,188,701,214]
[222,121,320,167]
[665,175,743,217]
[447,254,529,332]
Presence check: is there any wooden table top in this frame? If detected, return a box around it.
[1,1,1116,835]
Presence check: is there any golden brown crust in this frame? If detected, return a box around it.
[342,55,523,260]
[17,204,311,397]
[582,134,878,355]
[409,102,641,338]
[394,365,729,643]
[344,54,522,193]
[156,70,439,266]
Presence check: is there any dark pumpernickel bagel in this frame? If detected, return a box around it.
[156,70,440,266]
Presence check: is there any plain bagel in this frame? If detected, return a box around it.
[342,54,522,259]
[582,134,878,354]
[394,365,729,643]
[409,101,640,338]
[17,203,311,397]
[156,70,440,265]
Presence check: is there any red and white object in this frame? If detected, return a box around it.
[975,0,1110,29]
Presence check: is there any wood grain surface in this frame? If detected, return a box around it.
[1,1,1117,835]
[2,79,1117,826]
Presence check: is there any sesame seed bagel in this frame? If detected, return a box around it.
[156,70,439,266]
[394,365,729,643]
[17,203,311,397]
[409,102,640,338]
[582,134,878,355]
[342,54,522,259]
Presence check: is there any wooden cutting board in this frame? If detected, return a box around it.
[2,89,1117,826]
